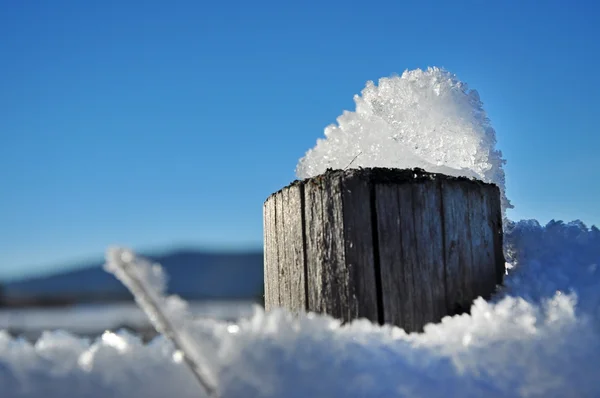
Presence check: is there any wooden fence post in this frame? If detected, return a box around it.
[263,167,504,333]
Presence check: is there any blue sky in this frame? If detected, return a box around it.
[1,0,598,280]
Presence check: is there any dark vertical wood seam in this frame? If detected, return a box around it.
[318,178,326,312]
[438,180,449,315]
[369,179,384,325]
[339,175,349,317]
[299,182,309,311]
[394,185,407,328]
[495,188,506,286]
[409,183,419,327]
[465,186,475,308]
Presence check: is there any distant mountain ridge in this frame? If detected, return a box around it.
[3,250,264,305]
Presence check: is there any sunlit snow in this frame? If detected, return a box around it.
[1,221,599,398]
[297,67,511,215]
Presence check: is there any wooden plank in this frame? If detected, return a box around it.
[280,185,306,313]
[488,185,505,286]
[263,195,279,310]
[440,181,474,315]
[396,183,420,332]
[275,192,286,308]
[341,171,379,321]
[322,174,349,320]
[466,186,483,300]
[412,181,446,328]
[305,174,358,321]
[374,184,406,328]
[479,186,499,297]
[304,176,326,315]
[467,186,496,300]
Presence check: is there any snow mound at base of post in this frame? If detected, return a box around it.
[1,219,599,398]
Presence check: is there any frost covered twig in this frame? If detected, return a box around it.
[104,247,219,397]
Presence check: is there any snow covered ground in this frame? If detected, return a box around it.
[1,220,599,397]
[2,68,598,397]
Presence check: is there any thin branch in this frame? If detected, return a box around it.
[344,151,362,170]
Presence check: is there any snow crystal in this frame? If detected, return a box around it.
[1,220,599,398]
[296,67,511,214]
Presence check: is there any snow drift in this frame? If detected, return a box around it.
[1,220,598,398]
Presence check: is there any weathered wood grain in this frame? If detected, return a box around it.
[275,192,286,308]
[263,194,278,310]
[263,167,504,332]
[479,186,498,297]
[441,181,474,315]
[302,172,380,322]
[303,178,324,315]
[277,186,306,313]
[304,174,349,320]
[396,183,421,331]
[341,171,379,321]
[375,184,408,329]
[412,181,446,328]
[488,185,506,286]
[467,185,496,300]
[319,174,347,319]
